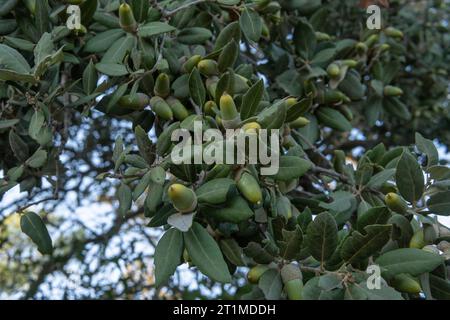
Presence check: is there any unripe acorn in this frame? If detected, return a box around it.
[379,44,391,52]
[364,34,379,47]
[356,42,368,53]
[390,274,421,294]
[385,192,409,214]
[247,265,269,284]
[384,85,403,97]
[342,59,359,68]
[119,3,137,33]
[150,96,173,120]
[241,122,261,133]
[197,59,219,76]
[220,94,240,129]
[315,31,331,41]
[118,93,150,111]
[166,97,189,121]
[237,172,263,205]
[290,116,310,129]
[154,73,171,98]
[327,63,341,78]
[409,229,425,249]
[333,150,346,174]
[384,27,404,39]
[285,97,298,108]
[168,184,198,214]
[204,100,217,116]
[182,55,202,73]
[281,264,303,300]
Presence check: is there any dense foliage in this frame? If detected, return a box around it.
[0,0,449,299]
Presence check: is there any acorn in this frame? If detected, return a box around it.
[285,97,298,108]
[168,184,198,214]
[315,31,331,41]
[327,63,341,78]
[383,85,404,97]
[364,34,379,47]
[390,274,421,294]
[219,93,240,129]
[204,100,217,116]
[384,27,404,39]
[119,3,137,33]
[166,97,189,121]
[118,93,149,111]
[241,122,261,133]
[154,73,171,98]
[290,116,310,129]
[247,265,269,284]
[409,230,425,249]
[198,59,219,76]
[333,150,346,174]
[342,59,359,68]
[356,42,368,53]
[385,193,409,214]
[150,96,173,120]
[182,55,202,73]
[237,172,263,205]
[281,264,303,300]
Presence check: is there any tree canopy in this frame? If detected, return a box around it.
[0,0,449,300]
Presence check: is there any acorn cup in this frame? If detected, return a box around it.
[182,55,202,73]
[166,97,189,121]
[390,274,421,294]
[385,192,409,214]
[150,96,173,121]
[237,172,263,205]
[219,93,241,129]
[119,3,137,33]
[383,85,404,97]
[168,184,198,214]
[281,264,303,300]
[247,265,269,284]
[154,73,171,98]
[198,59,219,76]
[118,93,150,111]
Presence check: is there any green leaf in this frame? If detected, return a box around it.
[154,228,183,287]
[239,8,262,42]
[117,183,132,216]
[184,222,232,283]
[278,225,303,260]
[286,98,312,122]
[357,206,391,232]
[26,149,47,168]
[196,178,235,205]
[95,63,129,76]
[84,29,125,53]
[33,32,53,66]
[257,100,286,129]
[341,225,392,264]
[0,119,19,129]
[130,0,149,22]
[375,248,444,279]
[83,60,98,95]
[270,156,313,181]
[415,133,438,167]
[101,35,136,64]
[366,169,395,188]
[135,126,155,165]
[20,211,53,255]
[293,18,316,59]
[9,130,29,161]
[206,196,254,224]
[34,0,49,36]
[429,274,450,300]
[258,269,283,300]
[0,44,31,73]
[244,242,275,264]
[395,151,424,203]
[319,191,354,212]
[28,109,45,140]
[220,238,245,266]
[177,27,212,44]
[138,22,176,38]
[240,79,264,120]
[305,212,338,264]
[427,191,450,216]
[189,67,205,107]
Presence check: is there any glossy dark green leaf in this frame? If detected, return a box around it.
[396,151,424,203]
[258,269,282,300]
[305,212,338,263]
[20,211,53,255]
[240,79,264,120]
[189,67,205,107]
[239,8,262,42]
[154,228,183,287]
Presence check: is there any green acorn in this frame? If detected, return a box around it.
[333,150,346,174]
[168,184,198,214]
[281,264,303,300]
[384,85,404,97]
[237,172,263,205]
[118,93,150,110]
[166,97,189,121]
[150,96,173,120]
[182,55,202,73]
[364,34,379,47]
[247,265,269,284]
[342,59,359,68]
[390,274,421,294]
[315,31,331,41]
[290,116,310,129]
[356,42,368,53]
[327,63,341,78]
[409,229,425,249]
[198,59,219,76]
[379,44,391,52]
[220,93,240,129]
[119,3,137,33]
[203,100,217,116]
[385,192,409,214]
[384,27,404,39]
[241,122,261,133]
[154,73,171,98]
